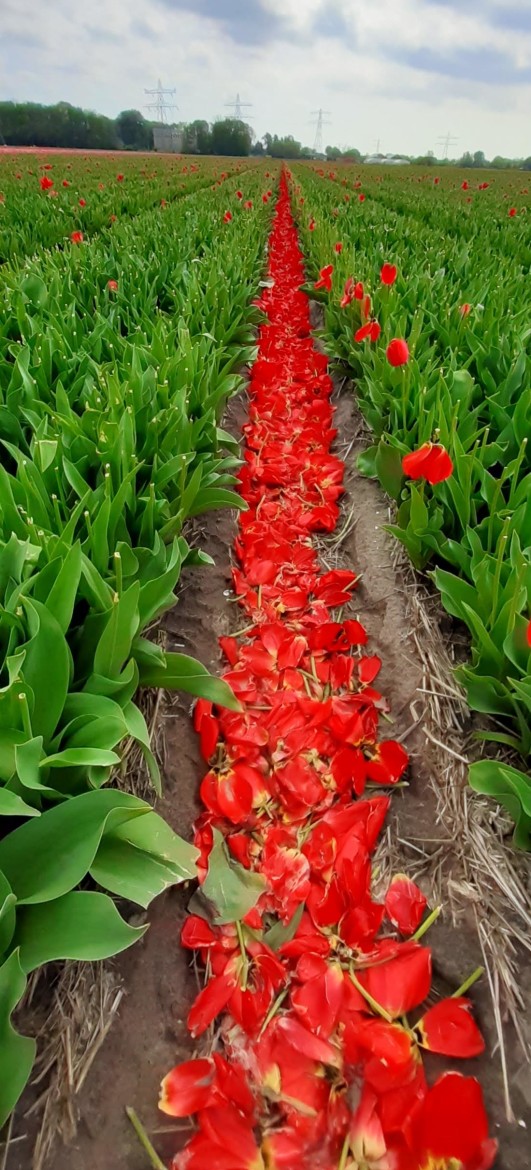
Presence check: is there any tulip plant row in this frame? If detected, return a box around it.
[0,151,260,260]
[0,158,275,1125]
[288,162,531,849]
[158,172,495,1170]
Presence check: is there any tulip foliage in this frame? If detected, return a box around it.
[0,150,260,260]
[160,173,495,1170]
[0,158,274,1123]
[290,163,531,848]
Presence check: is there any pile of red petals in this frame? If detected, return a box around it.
[160,172,495,1170]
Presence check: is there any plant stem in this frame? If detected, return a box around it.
[452,966,484,999]
[337,1131,351,1170]
[349,968,393,1023]
[235,919,249,990]
[412,905,442,942]
[126,1107,167,1170]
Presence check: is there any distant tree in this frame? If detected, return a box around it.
[0,101,117,149]
[459,151,474,168]
[251,139,265,155]
[414,154,437,166]
[325,145,362,162]
[264,134,305,159]
[473,150,486,168]
[116,109,152,150]
[522,157,531,171]
[210,118,252,156]
[182,119,212,154]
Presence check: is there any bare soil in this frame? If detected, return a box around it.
[8,390,530,1170]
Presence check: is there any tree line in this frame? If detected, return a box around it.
[0,102,529,169]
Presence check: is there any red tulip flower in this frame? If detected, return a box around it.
[508,207,517,216]
[385,873,427,935]
[355,320,381,343]
[236,190,243,199]
[308,217,316,231]
[244,200,253,209]
[79,198,86,207]
[160,1058,215,1116]
[39,175,54,190]
[116,173,124,182]
[380,262,397,285]
[386,338,409,366]
[526,618,531,648]
[459,302,472,316]
[334,241,343,254]
[62,179,70,187]
[410,1073,497,1169]
[70,231,84,244]
[461,180,469,190]
[340,277,356,308]
[359,193,365,202]
[417,998,485,1057]
[223,210,233,223]
[107,279,118,292]
[402,442,453,484]
[314,265,334,292]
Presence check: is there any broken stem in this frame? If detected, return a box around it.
[126,1107,167,1170]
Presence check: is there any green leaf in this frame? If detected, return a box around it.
[137,650,241,710]
[0,872,17,956]
[264,903,305,951]
[44,543,82,634]
[90,811,198,905]
[21,274,48,310]
[0,789,150,904]
[93,584,141,681]
[19,597,71,740]
[13,891,147,973]
[41,748,121,768]
[0,951,37,1127]
[0,789,41,818]
[201,829,265,925]
[356,445,378,478]
[188,487,246,517]
[469,759,531,849]
[375,440,404,500]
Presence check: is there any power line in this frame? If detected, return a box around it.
[144,79,178,124]
[310,108,331,154]
[436,131,458,159]
[225,93,253,120]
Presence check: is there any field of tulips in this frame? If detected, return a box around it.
[2,153,528,1165]
[0,150,262,260]
[290,163,531,849]
[0,152,274,1126]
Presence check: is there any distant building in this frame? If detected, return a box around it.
[153,125,183,153]
[364,154,410,165]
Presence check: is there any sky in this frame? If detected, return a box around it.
[1,0,531,158]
